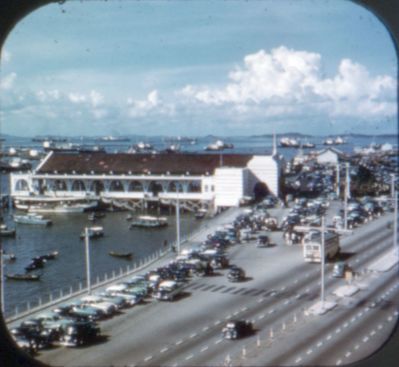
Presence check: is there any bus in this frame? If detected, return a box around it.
[303,232,340,263]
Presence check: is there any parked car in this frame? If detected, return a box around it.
[256,235,270,247]
[332,261,347,278]
[59,321,100,347]
[222,320,254,339]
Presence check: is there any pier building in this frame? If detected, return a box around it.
[10,151,282,212]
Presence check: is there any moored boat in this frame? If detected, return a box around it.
[6,273,41,281]
[13,213,52,226]
[109,251,133,259]
[3,253,16,261]
[80,226,104,239]
[130,215,168,228]
[0,223,16,237]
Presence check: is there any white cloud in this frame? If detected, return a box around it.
[180,46,396,119]
[1,49,11,64]
[126,90,174,118]
[0,72,17,90]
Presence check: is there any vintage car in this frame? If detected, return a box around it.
[227,266,246,282]
[59,321,101,347]
[222,320,254,340]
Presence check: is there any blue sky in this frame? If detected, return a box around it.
[0,0,397,137]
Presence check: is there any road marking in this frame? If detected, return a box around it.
[281,286,286,291]
[284,300,289,305]
[354,344,359,350]
[343,322,348,328]
[294,279,298,284]
[190,333,197,338]
[388,316,393,322]
[258,298,264,303]
[200,346,209,352]
[345,352,352,358]
[144,356,153,362]
[326,334,332,340]
[336,359,342,365]
[350,317,356,323]
[214,320,221,325]
[258,314,265,320]
[295,294,301,299]
[202,326,209,332]
[185,355,193,361]
[295,357,302,364]
[306,349,313,355]
[363,336,369,343]
[176,340,183,345]
[233,311,239,316]
[317,341,323,347]
[215,338,222,345]
[370,330,376,336]
[378,324,383,330]
[160,347,169,353]
[241,306,248,311]
[268,309,275,314]
[336,328,341,334]
[225,315,232,320]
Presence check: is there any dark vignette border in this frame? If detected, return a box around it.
[0,1,397,366]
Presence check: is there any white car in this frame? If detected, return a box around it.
[80,295,117,316]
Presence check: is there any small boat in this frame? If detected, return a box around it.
[6,273,41,281]
[109,251,133,259]
[13,213,52,226]
[279,137,300,148]
[40,251,59,260]
[25,257,46,272]
[301,142,315,149]
[130,216,168,229]
[88,212,105,221]
[204,140,234,151]
[3,253,16,261]
[0,223,16,237]
[80,226,104,239]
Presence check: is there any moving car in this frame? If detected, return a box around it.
[222,320,254,340]
[227,266,245,282]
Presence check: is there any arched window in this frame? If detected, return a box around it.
[72,180,86,191]
[148,181,163,196]
[15,179,29,191]
[169,181,182,192]
[128,181,143,192]
[110,180,124,192]
[90,181,104,195]
[54,180,67,191]
[187,181,201,193]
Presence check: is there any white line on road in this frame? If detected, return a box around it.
[214,320,221,325]
[336,359,342,365]
[185,355,193,361]
[200,346,209,353]
[233,311,239,316]
[258,298,264,303]
[176,340,183,345]
[343,322,348,328]
[144,356,153,362]
[215,338,223,345]
[378,324,383,330]
[336,328,341,334]
[160,347,169,353]
[306,349,313,355]
[326,334,332,340]
[388,316,393,322]
[241,306,248,311]
[354,345,359,350]
[225,315,232,320]
[317,341,323,347]
[190,333,197,338]
[370,330,376,336]
[345,352,352,358]
[363,336,369,343]
[258,314,265,320]
[350,317,356,323]
[203,326,209,332]
[268,309,275,314]
[295,357,302,364]
[284,300,289,305]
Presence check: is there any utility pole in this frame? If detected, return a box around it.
[176,184,181,255]
[344,162,350,230]
[394,191,398,258]
[336,162,340,198]
[84,227,92,294]
[0,248,4,314]
[321,216,325,306]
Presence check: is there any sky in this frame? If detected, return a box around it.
[0,0,397,137]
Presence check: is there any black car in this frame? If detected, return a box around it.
[60,321,100,347]
[227,266,245,282]
[222,320,254,339]
[256,235,270,247]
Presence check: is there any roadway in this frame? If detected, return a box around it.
[32,206,398,366]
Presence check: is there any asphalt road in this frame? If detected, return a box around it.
[30,206,398,366]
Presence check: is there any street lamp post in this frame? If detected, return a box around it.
[336,163,340,198]
[344,162,350,230]
[0,248,4,314]
[176,184,181,255]
[320,216,326,306]
[84,227,92,295]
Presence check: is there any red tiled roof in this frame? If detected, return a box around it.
[37,152,254,176]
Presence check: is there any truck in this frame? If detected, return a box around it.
[303,232,340,263]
